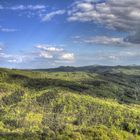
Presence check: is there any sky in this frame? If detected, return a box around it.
[0,0,140,69]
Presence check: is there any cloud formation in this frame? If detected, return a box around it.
[60,53,74,61]
[4,5,46,11]
[0,53,24,64]
[36,44,75,61]
[0,4,47,19]
[42,10,65,21]
[73,35,134,47]
[7,56,23,64]
[95,49,140,63]
[76,46,140,66]
[0,43,75,68]
[0,43,24,64]
[84,36,123,45]
[36,44,64,52]
[0,26,17,32]
[68,0,140,44]
[0,4,65,22]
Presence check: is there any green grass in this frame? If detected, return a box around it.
[1,66,140,139]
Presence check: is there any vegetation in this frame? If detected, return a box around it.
[1,66,140,139]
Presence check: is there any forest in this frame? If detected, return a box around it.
[1,66,140,140]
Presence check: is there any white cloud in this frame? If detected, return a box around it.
[27,5,46,10]
[77,3,93,11]
[0,26,17,32]
[42,10,65,21]
[75,47,140,66]
[0,43,25,64]
[0,41,74,68]
[45,47,63,52]
[0,53,24,63]
[36,44,64,52]
[73,35,134,46]
[36,44,75,62]
[100,50,140,61]
[0,43,75,67]
[8,5,46,11]
[83,36,124,45]
[60,53,75,61]
[7,57,23,64]
[68,0,140,44]
[0,5,65,22]
[72,36,81,39]
[0,4,47,19]
[0,28,17,33]
[10,5,26,10]
[39,51,53,59]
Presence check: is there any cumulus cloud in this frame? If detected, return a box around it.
[77,2,93,11]
[36,44,75,62]
[60,53,74,61]
[36,44,64,52]
[42,10,65,21]
[0,43,75,67]
[39,51,53,59]
[68,0,140,44]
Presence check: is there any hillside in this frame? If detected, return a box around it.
[1,66,140,139]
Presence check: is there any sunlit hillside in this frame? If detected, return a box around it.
[1,66,140,140]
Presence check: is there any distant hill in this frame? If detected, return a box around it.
[33,65,140,73]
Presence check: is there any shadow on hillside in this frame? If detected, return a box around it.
[23,78,89,92]
[6,70,140,104]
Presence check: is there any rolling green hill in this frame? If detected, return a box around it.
[1,66,140,140]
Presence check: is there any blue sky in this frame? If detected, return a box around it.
[0,0,140,68]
